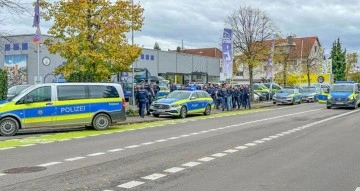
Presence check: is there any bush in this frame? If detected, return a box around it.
[126,108,139,117]
[0,69,8,100]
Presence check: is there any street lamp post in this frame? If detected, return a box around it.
[131,0,135,106]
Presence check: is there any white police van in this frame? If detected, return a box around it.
[0,83,126,136]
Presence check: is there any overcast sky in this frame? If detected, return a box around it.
[1,0,360,61]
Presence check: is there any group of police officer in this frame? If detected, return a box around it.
[135,80,160,118]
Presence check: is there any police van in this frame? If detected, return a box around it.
[0,83,126,136]
[326,81,360,109]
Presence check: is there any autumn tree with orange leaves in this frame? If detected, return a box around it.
[41,0,144,82]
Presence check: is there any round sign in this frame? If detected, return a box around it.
[42,57,51,66]
[317,76,324,83]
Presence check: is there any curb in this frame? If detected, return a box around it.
[115,103,275,126]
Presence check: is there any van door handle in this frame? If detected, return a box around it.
[46,102,53,106]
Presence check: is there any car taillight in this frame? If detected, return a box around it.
[122,98,126,110]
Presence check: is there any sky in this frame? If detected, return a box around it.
[1,0,360,63]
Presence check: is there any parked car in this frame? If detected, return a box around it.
[300,86,320,102]
[6,85,31,100]
[273,88,302,105]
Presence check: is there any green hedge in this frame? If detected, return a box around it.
[0,70,8,100]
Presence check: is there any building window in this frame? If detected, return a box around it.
[5,44,10,51]
[22,43,28,50]
[145,54,149,60]
[13,43,19,50]
[140,54,144,59]
[314,46,317,53]
[150,55,154,60]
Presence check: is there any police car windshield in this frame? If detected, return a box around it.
[330,84,354,92]
[301,88,316,93]
[166,91,191,99]
[278,89,294,94]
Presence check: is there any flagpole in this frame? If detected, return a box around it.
[37,43,40,84]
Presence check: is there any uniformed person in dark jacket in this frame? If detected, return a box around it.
[135,85,149,118]
[143,79,154,115]
[243,85,251,109]
[232,86,241,109]
[170,83,177,92]
[153,81,160,100]
[219,84,229,111]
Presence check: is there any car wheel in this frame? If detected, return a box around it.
[326,106,331,109]
[92,113,111,130]
[273,102,276,104]
[179,106,187,118]
[353,103,358,110]
[152,113,160,117]
[204,104,211,115]
[0,117,19,136]
[291,98,295,105]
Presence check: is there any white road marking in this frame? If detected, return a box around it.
[212,153,227,157]
[276,133,285,136]
[164,167,185,173]
[282,131,291,134]
[142,173,166,180]
[103,190,113,191]
[0,173,6,176]
[209,129,218,132]
[39,141,54,144]
[269,135,279,139]
[141,142,155,145]
[354,187,360,191]
[58,139,70,141]
[65,157,86,161]
[245,143,257,146]
[74,136,85,139]
[125,145,140,149]
[0,147,15,150]
[168,136,180,140]
[155,139,167,142]
[182,162,201,167]
[198,157,215,162]
[117,181,145,188]
[87,152,106,157]
[200,130,209,133]
[217,127,225,130]
[224,149,238,153]
[37,162,62,167]
[261,138,272,141]
[107,148,124,152]
[235,146,248,150]
[20,144,36,147]
[89,134,99,137]
[191,132,199,135]
[254,140,265,143]
[179,134,191,137]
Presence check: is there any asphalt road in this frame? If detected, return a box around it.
[1,103,360,191]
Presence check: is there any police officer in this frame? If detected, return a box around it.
[153,81,160,100]
[232,86,241,109]
[170,82,177,92]
[243,84,251,109]
[135,85,149,118]
[143,79,154,115]
[220,83,229,111]
[207,84,216,103]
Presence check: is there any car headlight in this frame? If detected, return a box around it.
[286,96,292,99]
[170,104,179,107]
[327,95,332,100]
[348,96,354,100]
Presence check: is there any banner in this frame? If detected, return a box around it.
[326,59,332,74]
[222,28,233,79]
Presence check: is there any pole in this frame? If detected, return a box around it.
[37,43,40,84]
[131,0,135,105]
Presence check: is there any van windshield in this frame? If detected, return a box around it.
[330,84,354,92]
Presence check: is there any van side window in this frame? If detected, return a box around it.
[58,85,86,101]
[26,86,51,103]
[89,85,119,98]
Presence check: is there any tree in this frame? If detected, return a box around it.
[153,42,161,50]
[345,52,358,80]
[226,6,276,100]
[42,0,144,82]
[331,38,346,81]
[349,72,360,83]
[300,46,323,87]
[0,69,7,100]
[176,46,181,52]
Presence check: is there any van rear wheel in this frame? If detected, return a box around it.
[93,114,111,130]
[0,117,19,136]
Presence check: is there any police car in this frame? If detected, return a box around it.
[326,81,360,109]
[273,88,302,105]
[150,90,214,118]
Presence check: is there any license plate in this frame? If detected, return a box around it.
[336,102,343,104]
[156,109,165,112]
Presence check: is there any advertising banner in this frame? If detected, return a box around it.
[222,28,233,79]
[4,54,28,86]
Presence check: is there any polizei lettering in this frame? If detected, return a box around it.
[60,106,86,113]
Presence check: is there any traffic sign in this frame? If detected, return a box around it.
[317,76,324,83]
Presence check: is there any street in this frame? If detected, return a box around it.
[1,103,360,191]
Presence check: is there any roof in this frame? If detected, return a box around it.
[180,48,222,59]
[262,36,320,60]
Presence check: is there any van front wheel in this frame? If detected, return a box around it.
[0,117,19,136]
[93,114,111,130]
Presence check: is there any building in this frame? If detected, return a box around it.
[234,36,323,84]
[0,34,221,86]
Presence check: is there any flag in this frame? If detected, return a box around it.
[33,0,40,28]
[222,28,233,79]
[33,26,42,44]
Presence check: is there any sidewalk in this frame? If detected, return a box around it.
[118,101,274,126]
